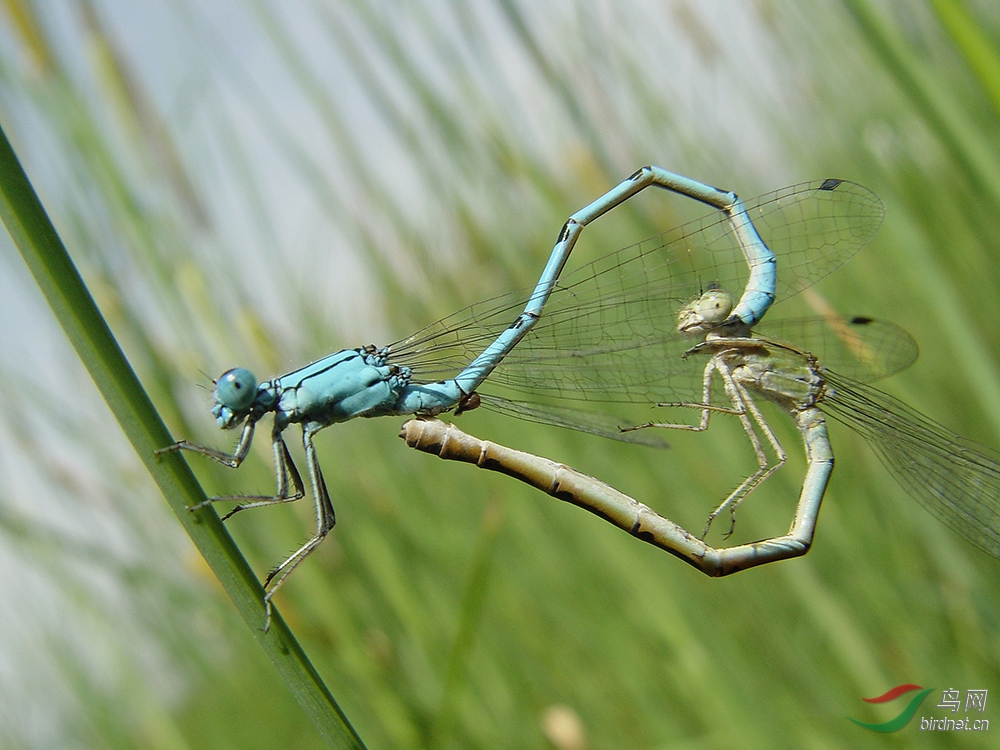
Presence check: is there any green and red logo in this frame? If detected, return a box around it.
[848,684,934,732]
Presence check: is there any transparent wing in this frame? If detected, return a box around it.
[821,370,1000,560]
[757,316,918,383]
[482,316,917,407]
[471,315,917,437]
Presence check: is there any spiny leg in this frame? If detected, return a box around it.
[261,423,337,630]
[156,416,257,468]
[625,355,787,539]
[722,381,787,517]
[686,339,791,536]
[172,420,306,517]
[621,359,731,433]
[698,374,787,539]
[206,429,306,518]
[620,357,768,536]
[161,416,331,630]
[155,417,308,515]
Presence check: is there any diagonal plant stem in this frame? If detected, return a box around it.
[0,120,366,750]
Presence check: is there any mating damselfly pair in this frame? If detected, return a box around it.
[158,166,1000,628]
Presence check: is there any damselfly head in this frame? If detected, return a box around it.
[677,288,734,335]
[212,368,258,428]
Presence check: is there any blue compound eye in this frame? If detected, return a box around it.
[215,368,258,412]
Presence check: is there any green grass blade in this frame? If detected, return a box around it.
[931,0,1000,120]
[0,120,366,750]
[845,0,1000,213]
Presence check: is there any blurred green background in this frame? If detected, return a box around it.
[1,1,999,748]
